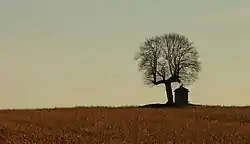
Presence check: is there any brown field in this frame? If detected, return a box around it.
[0,106,250,144]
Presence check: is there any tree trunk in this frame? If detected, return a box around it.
[165,82,174,105]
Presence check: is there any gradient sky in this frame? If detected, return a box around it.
[1,0,250,109]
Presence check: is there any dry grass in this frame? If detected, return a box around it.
[0,106,250,144]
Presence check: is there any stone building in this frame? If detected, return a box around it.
[174,85,189,106]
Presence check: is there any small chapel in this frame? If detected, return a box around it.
[174,85,190,106]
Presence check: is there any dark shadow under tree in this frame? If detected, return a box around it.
[134,33,201,106]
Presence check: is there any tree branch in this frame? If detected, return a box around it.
[152,79,166,85]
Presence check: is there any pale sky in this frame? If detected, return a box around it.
[0,0,250,109]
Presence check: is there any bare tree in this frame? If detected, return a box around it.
[134,33,201,105]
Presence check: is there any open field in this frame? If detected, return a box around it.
[0,106,250,144]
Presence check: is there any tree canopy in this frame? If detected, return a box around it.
[135,33,201,86]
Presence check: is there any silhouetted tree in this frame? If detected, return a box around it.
[134,33,201,105]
